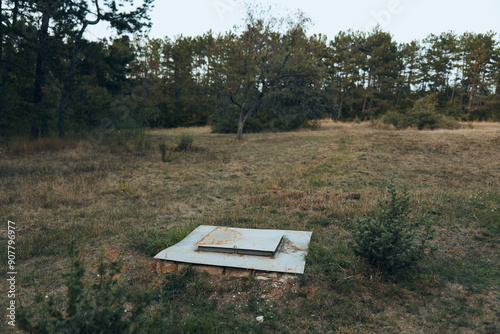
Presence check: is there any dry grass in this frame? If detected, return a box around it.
[3,137,81,155]
[1,123,499,333]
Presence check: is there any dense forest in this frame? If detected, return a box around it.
[1,0,499,139]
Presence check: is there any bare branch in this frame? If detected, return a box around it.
[85,0,101,26]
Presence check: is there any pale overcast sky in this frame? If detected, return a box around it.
[87,0,500,43]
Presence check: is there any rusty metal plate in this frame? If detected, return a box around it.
[195,226,284,257]
[154,225,312,274]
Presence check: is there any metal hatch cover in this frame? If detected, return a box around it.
[195,226,284,257]
[154,225,313,274]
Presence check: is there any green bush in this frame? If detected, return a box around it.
[159,142,168,162]
[350,178,434,275]
[380,95,460,130]
[175,133,194,151]
[158,134,194,162]
[17,243,223,334]
[210,92,327,134]
[404,109,453,130]
[380,110,405,128]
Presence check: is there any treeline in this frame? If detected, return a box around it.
[1,2,500,138]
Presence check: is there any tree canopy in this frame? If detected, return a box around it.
[1,2,499,139]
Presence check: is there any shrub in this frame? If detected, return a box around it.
[159,143,168,162]
[135,133,151,151]
[349,178,434,275]
[380,110,405,128]
[158,133,195,162]
[404,109,454,130]
[175,133,194,152]
[210,93,327,134]
[105,129,150,152]
[18,244,153,333]
[380,95,460,130]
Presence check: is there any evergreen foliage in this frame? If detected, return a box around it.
[350,178,435,274]
[1,2,500,138]
[17,244,153,333]
[380,95,460,130]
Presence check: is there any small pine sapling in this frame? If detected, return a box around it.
[350,178,434,275]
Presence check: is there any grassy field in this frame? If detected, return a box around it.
[1,121,499,333]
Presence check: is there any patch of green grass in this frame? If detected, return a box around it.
[299,292,371,330]
[153,266,285,334]
[427,255,500,293]
[127,223,198,257]
[161,266,199,301]
[16,228,69,260]
[15,219,114,261]
[306,237,359,294]
[433,294,484,331]
[469,191,500,236]
[177,313,223,334]
[337,135,354,149]
[306,217,330,227]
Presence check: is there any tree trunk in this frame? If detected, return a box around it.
[362,68,372,114]
[0,1,3,121]
[58,96,67,137]
[32,5,51,139]
[338,94,343,119]
[235,97,262,140]
[1,0,20,70]
[468,82,476,113]
[58,1,100,138]
[445,75,449,100]
[58,29,84,138]
[362,94,368,114]
[30,120,39,139]
[450,69,458,104]
[0,1,3,65]
[236,114,245,140]
[41,114,49,137]
[2,1,22,134]
[349,90,354,115]
[236,104,251,141]
[406,68,413,99]
[460,80,464,108]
